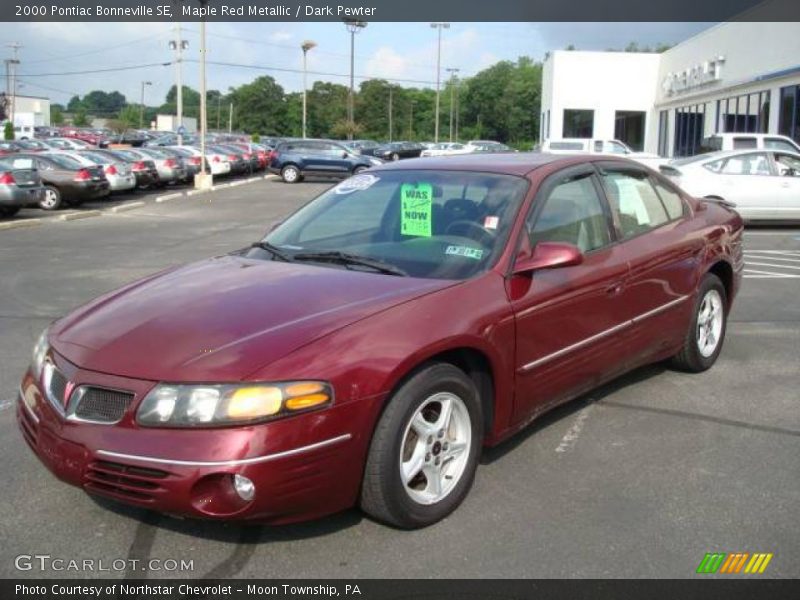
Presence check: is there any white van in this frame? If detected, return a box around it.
[700,133,800,154]
[540,138,667,168]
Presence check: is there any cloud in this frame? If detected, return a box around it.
[269,31,292,42]
[365,47,411,81]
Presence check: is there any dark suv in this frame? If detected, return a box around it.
[269,139,382,183]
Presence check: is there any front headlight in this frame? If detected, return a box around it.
[31,329,49,380]
[137,381,333,427]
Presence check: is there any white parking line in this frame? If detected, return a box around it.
[744,269,798,278]
[555,406,593,454]
[0,399,13,412]
[744,254,800,263]
[746,261,800,271]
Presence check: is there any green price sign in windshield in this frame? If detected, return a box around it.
[400,183,433,237]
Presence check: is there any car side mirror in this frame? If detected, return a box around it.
[342,151,349,159]
[513,242,584,275]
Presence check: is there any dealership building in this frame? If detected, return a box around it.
[540,18,800,157]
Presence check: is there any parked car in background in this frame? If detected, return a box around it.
[0,142,21,156]
[107,130,149,147]
[699,133,800,155]
[541,138,666,168]
[660,149,800,221]
[59,128,109,148]
[420,142,473,157]
[373,141,424,161]
[106,149,160,189]
[270,139,382,183]
[73,150,137,193]
[13,153,109,210]
[0,156,46,218]
[157,147,201,180]
[34,126,60,138]
[17,153,742,527]
[208,144,249,175]
[348,140,382,156]
[15,139,51,153]
[219,143,262,173]
[168,145,232,177]
[132,147,189,185]
[45,137,95,151]
[466,141,514,153]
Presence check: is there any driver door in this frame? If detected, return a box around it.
[509,165,630,422]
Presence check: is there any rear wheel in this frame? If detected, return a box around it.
[671,273,727,372]
[361,363,482,529]
[391,153,400,161]
[281,165,301,183]
[40,186,63,211]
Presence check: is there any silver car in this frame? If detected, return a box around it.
[134,148,189,185]
[0,156,46,218]
[51,151,136,193]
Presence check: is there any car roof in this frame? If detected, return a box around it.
[681,149,800,162]
[369,152,601,177]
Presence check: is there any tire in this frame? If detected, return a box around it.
[0,207,21,218]
[353,165,369,175]
[391,153,400,161]
[39,186,63,211]
[671,273,727,372]
[360,363,483,529]
[281,165,301,184]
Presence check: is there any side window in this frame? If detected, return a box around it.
[529,174,611,253]
[35,159,52,171]
[600,170,669,238]
[653,180,686,220]
[720,153,771,176]
[732,137,758,149]
[775,153,800,177]
[765,138,800,153]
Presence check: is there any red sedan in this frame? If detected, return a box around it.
[17,154,743,528]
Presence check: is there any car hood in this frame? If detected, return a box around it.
[51,255,451,382]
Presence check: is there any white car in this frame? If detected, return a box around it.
[700,133,800,155]
[541,138,667,168]
[660,149,800,221]
[54,150,136,193]
[168,145,232,177]
[420,142,473,157]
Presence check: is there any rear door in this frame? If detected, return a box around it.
[510,165,630,422]
[596,162,702,364]
[772,152,800,219]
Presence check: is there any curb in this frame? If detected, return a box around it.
[59,210,102,221]
[106,201,146,214]
[155,192,184,203]
[0,219,42,231]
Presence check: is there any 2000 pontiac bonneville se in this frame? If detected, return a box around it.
[18,154,743,528]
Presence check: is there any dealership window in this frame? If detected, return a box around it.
[658,111,669,157]
[562,109,594,138]
[614,111,646,151]
[716,90,770,134]
[779,85,800,144]
[673,103,707,157]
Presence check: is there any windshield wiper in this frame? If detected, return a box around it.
[292,251,408,276]
[250,241,293,262]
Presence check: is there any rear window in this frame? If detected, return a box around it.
[764,138,800,153]
[43,154,84,170]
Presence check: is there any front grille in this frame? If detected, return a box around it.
[48,368,68,407]
[85,460,169,504]
[73,388,134,423]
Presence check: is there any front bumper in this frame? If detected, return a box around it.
[17,355,374,524]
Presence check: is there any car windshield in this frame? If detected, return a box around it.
[260,170,529,280]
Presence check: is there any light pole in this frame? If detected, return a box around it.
[139,81,152,129]
[169,25,189,144]
[446,67,460,142]
[344,19,367,141]
[430,23,449,143]
[388,85,393,142]
[301,40,317,139]
[196,0,212,189]
[5,42,22,127]
[408,100,415,139]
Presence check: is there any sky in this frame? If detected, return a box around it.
[0,22,713,107]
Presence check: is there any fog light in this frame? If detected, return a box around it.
[233,474,255,501]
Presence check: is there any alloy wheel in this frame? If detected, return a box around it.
[696,289,723,358]
[399,392,472,506]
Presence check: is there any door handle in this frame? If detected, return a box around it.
[606,282,624,296]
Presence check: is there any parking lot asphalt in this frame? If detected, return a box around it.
[0,182,798,579]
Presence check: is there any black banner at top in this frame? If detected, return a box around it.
[3,0,800,22]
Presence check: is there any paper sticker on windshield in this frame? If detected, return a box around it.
[483,216,499,230]
[401,183,433,237]
[446,245,484,260]
[334,173,379,194]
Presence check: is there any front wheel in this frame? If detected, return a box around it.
[391,153,400,161]
[360,363,482,529]
[671,273,727,372]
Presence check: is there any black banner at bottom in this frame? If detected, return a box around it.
[3,579,799,600]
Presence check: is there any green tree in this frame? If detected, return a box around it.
[227,76,287,135]
[51,105,65,125]
[117,105,140,129]
[306,81,349,138]
[3,121,13,141]
[72,108,90,127]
